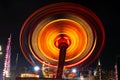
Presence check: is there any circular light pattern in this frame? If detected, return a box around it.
[32,18,89,64]
[20,2,105,68]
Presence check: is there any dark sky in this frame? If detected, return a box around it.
[0,0,120,72]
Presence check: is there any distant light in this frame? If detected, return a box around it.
[0,52,2,55]
[72,68,77,73]
[79,73,84,80]
[0,45,2,55]
[21,73,39,78]
[80,76,84,80]
[34,66,40,71]
[93,70,97,76]
[0,45,1,51]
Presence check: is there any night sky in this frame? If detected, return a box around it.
[0,0,120,75]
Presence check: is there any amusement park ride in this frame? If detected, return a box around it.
[19,2,105,79]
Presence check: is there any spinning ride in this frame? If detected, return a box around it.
[19,2,105,78]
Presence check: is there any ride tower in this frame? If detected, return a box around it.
[3,34,11,80]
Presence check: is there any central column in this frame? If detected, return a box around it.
[55,34,70,79]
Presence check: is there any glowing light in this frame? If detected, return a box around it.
[3,35,11,79]
[72,68,77,73]
[37,19,87,61]
[20,2,105,68]
[0,45,1,51]
[0,52,2,55]
[30,12,97,68]
[0,45,2,55]
[21,73,39,78]
[34,66,40,71]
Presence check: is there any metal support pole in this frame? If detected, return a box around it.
[55,34,70,79]
[56,43,68,79]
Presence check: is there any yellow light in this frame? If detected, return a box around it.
[30,14,95,67]
[0,52,2,55]
[20,2,105,68]
[38,19,86,61]
[21,73,39,78]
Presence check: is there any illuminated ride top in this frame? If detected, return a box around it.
[19,2,105,78]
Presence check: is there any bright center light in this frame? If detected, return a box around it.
[34,66,40,71]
